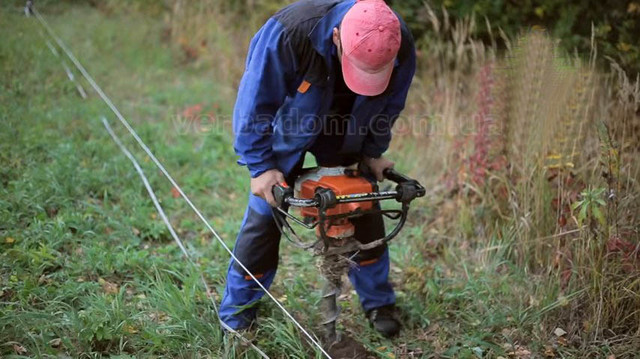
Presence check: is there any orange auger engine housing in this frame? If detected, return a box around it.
[272,166,425,249]
[295,167,375,239]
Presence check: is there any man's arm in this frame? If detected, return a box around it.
[233,18,296,179]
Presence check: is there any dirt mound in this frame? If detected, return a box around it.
[327,335,374,359]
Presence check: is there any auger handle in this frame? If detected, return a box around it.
[273,183,319,208]
[383,168,426,203]
[272,169,426,208]
[272,182,292,207]
[382,167,412,183]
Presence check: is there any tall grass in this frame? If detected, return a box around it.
[393,5,640,351]
[164,0,288,89]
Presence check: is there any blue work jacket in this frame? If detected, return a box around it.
[232,0,416,177]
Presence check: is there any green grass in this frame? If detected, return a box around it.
[0,2,632,358]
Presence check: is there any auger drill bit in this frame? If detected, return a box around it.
[319,250,351,344]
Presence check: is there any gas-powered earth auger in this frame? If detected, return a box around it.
[272,166,425,343]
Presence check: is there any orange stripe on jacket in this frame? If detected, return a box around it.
[297,80,311,93]
[359,258,379,266]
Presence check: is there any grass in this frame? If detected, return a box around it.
[1,1,638,358]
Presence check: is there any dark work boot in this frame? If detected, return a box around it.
[367,304,401,338]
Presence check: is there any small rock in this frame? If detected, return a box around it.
[13,344,27,355]
[49,338,62,348]
[553,327,567,337]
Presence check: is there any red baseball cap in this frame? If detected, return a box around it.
[340,0,401,96]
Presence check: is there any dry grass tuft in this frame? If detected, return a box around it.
[395,7,639,349]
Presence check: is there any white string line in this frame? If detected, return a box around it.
[30,6,331,358]
[34,9,270,359]
[101,117,270,359]
[37,11,270,359]
[47,36,273,359]
[39,31,88,99]
[45,24,268,356]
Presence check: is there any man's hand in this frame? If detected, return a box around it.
[363,156,395,182]
[251,169,285,207]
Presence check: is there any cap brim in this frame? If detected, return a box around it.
[341,54,394,97]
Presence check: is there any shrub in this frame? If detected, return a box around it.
[390,0,640,78]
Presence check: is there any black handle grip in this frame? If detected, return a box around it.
[272,184,293,207]
[383,168,426,203]
[383,168,413,184]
